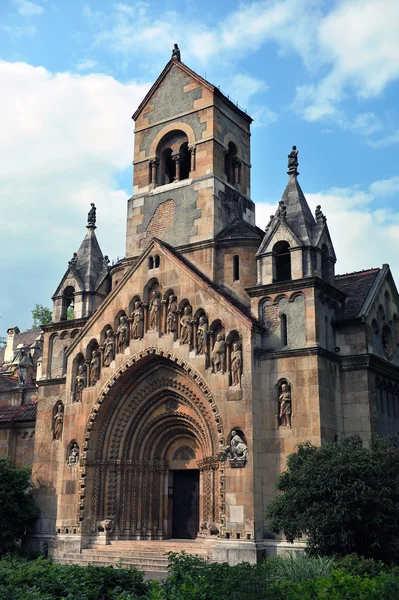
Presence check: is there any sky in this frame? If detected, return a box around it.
[1,0,399,334]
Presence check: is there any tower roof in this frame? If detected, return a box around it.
[279,172,315,245]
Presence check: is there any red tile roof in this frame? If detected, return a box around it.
[0,402,37,424]
[334,268,380,320]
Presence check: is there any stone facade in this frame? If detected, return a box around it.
[2,55,399,565]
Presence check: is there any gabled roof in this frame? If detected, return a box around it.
[216,218,263,242]
[280,174,315,245]
[132,58,252,123]
[0,402,37,424]
[334,268,381,321]
[256,215,303,257]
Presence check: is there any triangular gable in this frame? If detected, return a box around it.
[359,265,399,320]
[256,218,303,258]
[66,238,262,356]
[52,266,84,298]
[313,223,337,262]
[132,59,252,123]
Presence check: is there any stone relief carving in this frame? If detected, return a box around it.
[212,333,225,373]
[221,430,248,467]
[131,301,144,339]
[231,342,242,387]
[172,446,195,460]
[197,316,208,354]
[75,364,87,402]
[149,290,161,330]
[116,316,130,354]
[180,305,193,344]
[53,403,64,441]
[165,398,179,412]
[278,381,292,427]
[166,294,178,335]
[67,442,79,466]
[103,329,115,366]
[89,350,101,386]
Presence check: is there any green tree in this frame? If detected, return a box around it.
[31,304,52,328]
[0,337,6,349]
[265,435,399,560]
[67,306,74,320]
[0,458,39,554]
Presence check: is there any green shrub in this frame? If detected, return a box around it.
[264,552,337,582]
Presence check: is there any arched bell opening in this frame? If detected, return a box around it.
[81,354,223,541]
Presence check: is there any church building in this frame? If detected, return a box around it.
[1,47,399,566]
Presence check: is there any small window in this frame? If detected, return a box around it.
[154,255,160,268]
[148,256,154,269]
[233,255,239,281]
[273,241,291,282]
[280,314,287,346]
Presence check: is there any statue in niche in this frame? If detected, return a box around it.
[75,364,87,401]
[131,301,144,339]
[278,382,292,427]
[212,333,225,373]
[149,290,161,330]
[53,404,64,441]
[222,430,248,465]
[67,442,79,466]
[89,350,101,386]
[171,43,181,61]
[197,315,208,354]
[287,145,298,171]
[166,294,178,335]
[103,329,115,366]
[116,315,129,353]
[180,306,192,344]
[231,342,242,386]
[17,348,34,387]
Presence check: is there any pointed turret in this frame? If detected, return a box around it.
[256,147,336,285]
[52,205,111,321]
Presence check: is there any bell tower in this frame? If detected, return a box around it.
[126,46,258,283]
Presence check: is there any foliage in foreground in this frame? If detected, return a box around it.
[31,304,53,327]
[265,434,399,559]
[0,459,38,555]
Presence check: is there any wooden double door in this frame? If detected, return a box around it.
[172,470,199,539]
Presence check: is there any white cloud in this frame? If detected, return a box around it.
[0,60,150,329]
[349,112,382,136]
[2,23,37,37]
[256,176,399,281]
[76,59,97,72]
[251,105,278,128]
[14,0,44,17]
[368,129,399,148]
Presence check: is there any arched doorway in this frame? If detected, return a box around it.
[81,354,222,541]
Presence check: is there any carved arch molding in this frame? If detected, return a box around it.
[80,352,224,539]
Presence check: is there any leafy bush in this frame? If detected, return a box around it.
[264,552,337,582]
[0,459,38,555]
[266,435,399,560]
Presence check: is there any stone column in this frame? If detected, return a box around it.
[143,303,149,333]
[177,310,182,340]
[172,153,180,181]
[189,145,196,172]
[161,300,167,334]
[233,158,241,185]
[192,319,198,353]
[150,159,159,185]
[226,342,232,386]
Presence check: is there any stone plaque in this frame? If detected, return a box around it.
[229,505,244,523]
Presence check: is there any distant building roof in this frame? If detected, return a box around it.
[0,402,37,424]
[334,268,381,321]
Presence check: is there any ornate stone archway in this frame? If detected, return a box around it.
[80,351,223,540]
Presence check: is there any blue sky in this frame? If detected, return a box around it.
[1,0,399,334]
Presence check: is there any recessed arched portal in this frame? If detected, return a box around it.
[81,352,223,541]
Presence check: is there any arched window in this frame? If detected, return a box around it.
[280,313,287,346]
[156,130,189,186]
[321,244,330,281]
[61,286,75,320]
[162,148,175,184]
[179,142,190,180]
[273,241,291,282]
[233,255,239,281]
[148,256,154,269]
[224,142,238,184]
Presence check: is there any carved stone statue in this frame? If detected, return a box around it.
[223,430,248,465]
[103,329,115,366]
[180,306,192,344]
[17,348,34,387]
[315,205,326,224]
[166,294,178,335]
[68,252,78,267]
[276,200,287,220]
[149,290,161,330]
[68,442,79,466]
[116,315,129,354]
[278,382,292,427]
[103,255,110,268]
[231,342,242,386]
[131,301,144,339]
[197,316,208,354]
[53,404,64,441]
[89,350,100,386]
[75,364,87,401]
[287,145,298,172]
[212,333,225,373]
[87,203,96,227]
[172,43,181,61]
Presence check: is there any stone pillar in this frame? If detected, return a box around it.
[233,158,241,185]
[177,310,182,339]
[192,319,198,353]
[161,300,167,334]
[143,303,149,333]
[226,342,232,386]
[150,159,159,185]
[189,145,196,172]
[172,153,180,181]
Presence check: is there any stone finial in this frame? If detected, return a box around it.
[315,205,327,224]
[172,43,181,61]
[287,145,299,175]
[87,203,96,229]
